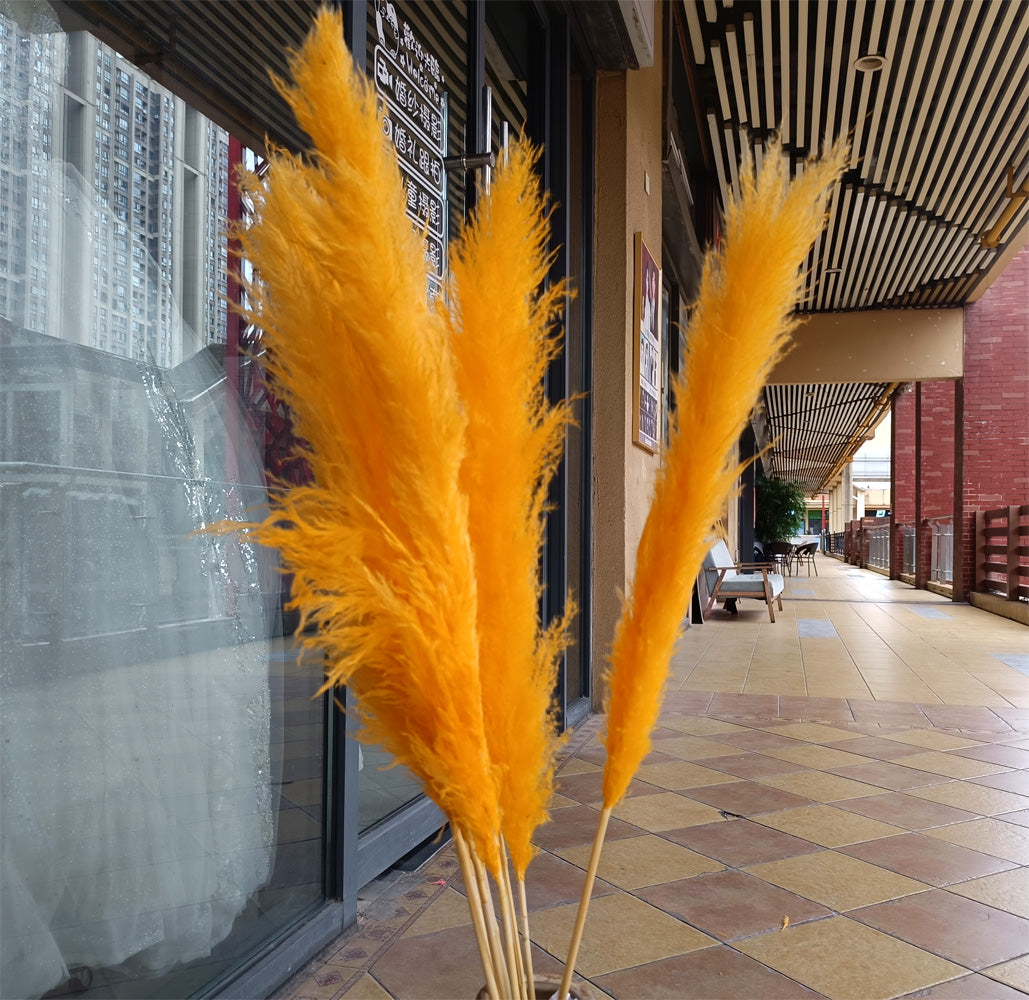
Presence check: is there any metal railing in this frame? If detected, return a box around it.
[928,516,953,584]
[898,523,916,576]
[867,523,890,570]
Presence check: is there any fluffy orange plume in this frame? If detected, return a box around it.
[601,139,847,808]
[444,140,573,879]
[231,9,500,869]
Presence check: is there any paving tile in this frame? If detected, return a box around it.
[661,818,821,867]
[369,923,507,1000]
[401,888,473,939]
[698,752,808,780]
[823,735,931,760]
[948,867,1029,918]
[925,817,1029,865]
[652,716,748,736]
[707,692,781,717]
[846,699,931,727]
[885,729,983,751]
[983,957,1029,993]
[850,889,1029,969]
[840,833,1017,886]
[526,893,716,978]
[650,735,749,761]
[755,804,907,847]
[756,771,886,802]
[997,808,1029,827]
[828,759,952,791]
[745,850,929,910]
[520,852,619,911]
[735,916,964,1000]
[555,834,723,890]
[338,972,393,999]
[897,751,1011,779]
[533,805,643,851]
[895,974,1029,999]
[635,869,831,941]
[632,759,739,790]
[778,696,855,722]
[555,771,659,805]
[772,722,862,743]
[593,945,824,999]
[762,744,873,769]
[972,770,1029,795]
[919,705,1013,732]
[907,781,1029,816]
[834,792,980,831]
[660,690,716,714]
[949,743,1029,768]
[709,729,805,751]
[686,780,814,816]
[610,792,726,832]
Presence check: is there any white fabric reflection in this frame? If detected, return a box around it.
[0,349,277,999]
[0,21,278,984]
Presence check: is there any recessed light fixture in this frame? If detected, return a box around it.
[854,53,887,73]
[824,267,842,276]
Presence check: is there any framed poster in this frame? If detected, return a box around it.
[632,232,662,452]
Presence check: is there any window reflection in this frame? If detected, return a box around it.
[0,14,324,999]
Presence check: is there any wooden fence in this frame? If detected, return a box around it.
[975,504,1029,603]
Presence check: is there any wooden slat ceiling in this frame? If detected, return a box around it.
[682,0,1028,494]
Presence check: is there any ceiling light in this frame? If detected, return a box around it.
[854,53,887,73]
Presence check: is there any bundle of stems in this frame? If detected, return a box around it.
[226,10,570,999]
[558,136,847,1000]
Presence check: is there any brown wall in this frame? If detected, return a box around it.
[590,6,665,707]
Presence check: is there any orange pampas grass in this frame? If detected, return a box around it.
[231,9,500,871]
[559,138,845,1000]
[601,137,847,808]
[446,140,573,882]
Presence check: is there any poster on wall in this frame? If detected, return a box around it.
[632,232,662,452]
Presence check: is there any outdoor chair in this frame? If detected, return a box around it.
[765,540,795,576]
[702,539,785,623]
[793,541,819,576]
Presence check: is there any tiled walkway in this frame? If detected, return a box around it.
[281,556,1029,1000]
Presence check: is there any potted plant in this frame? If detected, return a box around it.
[755,473,807,548]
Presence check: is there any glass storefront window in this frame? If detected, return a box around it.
[0,14,325,999]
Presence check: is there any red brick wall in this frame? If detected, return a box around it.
[892,386,916,523]
[920,380,956,520]
[959,244,1029,597]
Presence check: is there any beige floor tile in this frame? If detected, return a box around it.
[885,730,983,751]
[651,735,747,760]
[983,956,1029,992]
[526,893,715,978]
[401,888,472,939]
[772,722,863,743]
[899,752,1011,779]
[549,792,578,808]
[610,791,725,831]
[926,818,1029,865]
[339,973,394,999]
[555,834,723,889]
[634,759,738,790]
[652,717,746,736]
[757,771,888,802]
[763,744,873,769]
[746,850,930,910]
[908,782,1029,816]
[736,916,964,1000]
[948,867,1029,918]
[559,758,602,775]
[755,804,907,847]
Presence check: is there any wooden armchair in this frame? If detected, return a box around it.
[702,539,786,623]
